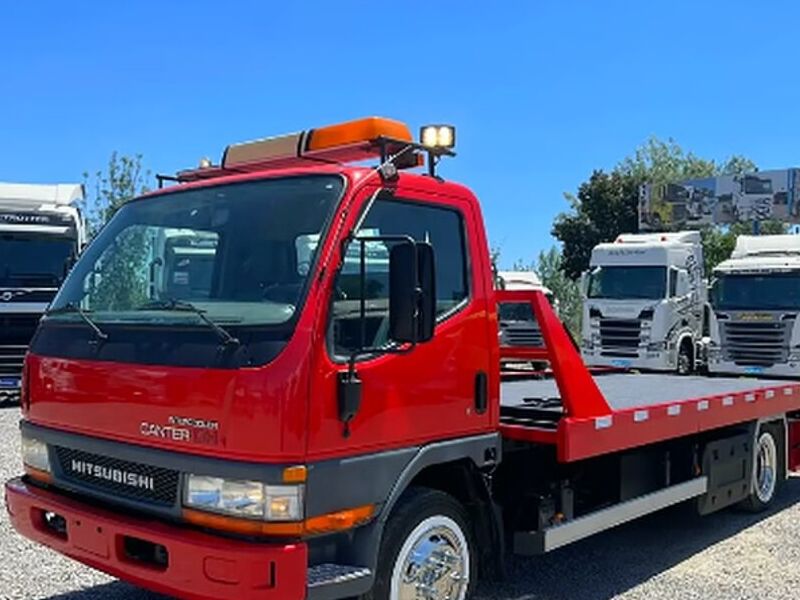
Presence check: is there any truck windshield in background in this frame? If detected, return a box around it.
[498,295,555,322]
[588,266,667,300]
[0,234,75,287]
[498,302,534,322]
[48,176,343,327]
[712,272,800,311]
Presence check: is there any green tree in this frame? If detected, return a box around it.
[553,169,639,279]
[534,247,582,337]
[83,152,150,236]
[718,155,758,176]
[82,152,152,310]
[553,137,760,279]
[617,137,717,184]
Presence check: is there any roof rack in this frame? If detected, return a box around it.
[157,117,455,188]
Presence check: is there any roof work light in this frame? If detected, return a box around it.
[420,124,456,149]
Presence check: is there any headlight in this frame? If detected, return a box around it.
[647,341,667,351]
[21,436,51,474]
[185,475,304,521]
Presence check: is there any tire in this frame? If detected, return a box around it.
[677,340,693,375]
[740,425,784,512]
[364,487,476,600]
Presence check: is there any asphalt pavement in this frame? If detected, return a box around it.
[2,405,799,600]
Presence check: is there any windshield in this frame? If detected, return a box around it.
[498,302,534,322]
[712,272,800,311]
[588,266,667,300]
[50,176,343,326]
[0,234,75,287]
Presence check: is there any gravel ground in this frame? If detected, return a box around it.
[2,405,800,600]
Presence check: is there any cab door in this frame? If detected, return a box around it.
[306,180,495,459]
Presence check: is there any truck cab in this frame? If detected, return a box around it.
[0,183,84,404]
[708,234,800,377]
[9,119,501,599]
[581,231,706,374]
[495,270,554,354]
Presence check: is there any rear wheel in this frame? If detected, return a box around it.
[366,488,475,600]
[740,425,784,512]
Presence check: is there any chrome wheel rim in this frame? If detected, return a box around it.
[390,515,470,600]
[755,432,778,503]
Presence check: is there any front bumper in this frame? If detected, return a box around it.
[5,477,308,600]
[582,350,674,371]
[707,359,800,378]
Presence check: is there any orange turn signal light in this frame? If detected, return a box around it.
[282,465,307,484]
[304,504,375,535]
[182,503,375,538]
[24,465,53,485]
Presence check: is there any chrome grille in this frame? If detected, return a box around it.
[721,320,790,367]
[0,314,39,385]
[599,318,641,357]
[503,325,544,347]
[0,344,26,377]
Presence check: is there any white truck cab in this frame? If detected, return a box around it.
[708,234,800,377]
[495,271,555,350]
[0,183,85,403]
[581,231,706,373]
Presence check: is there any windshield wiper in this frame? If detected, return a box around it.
[46,302,109,341]
[137,298,240,347]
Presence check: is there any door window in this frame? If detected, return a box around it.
[330,197,469,356]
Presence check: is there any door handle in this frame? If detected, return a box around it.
[474,371,488,414]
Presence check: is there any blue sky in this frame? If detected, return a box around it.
[2,1,800,266]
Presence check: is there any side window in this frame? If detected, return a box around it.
[669,268,678,298]
[330,197,469,356]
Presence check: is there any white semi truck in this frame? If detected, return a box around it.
[708,234,800,377]
[495,271,554,350]
[0,183,85,404]
[581,231,706,374]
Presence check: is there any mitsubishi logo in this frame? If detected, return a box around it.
[0,290,25,302]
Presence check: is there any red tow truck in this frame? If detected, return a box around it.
[6,117,800,600]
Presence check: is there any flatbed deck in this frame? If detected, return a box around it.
[500,372,800,463]
[502,373,791,411]
[497,290,800,463]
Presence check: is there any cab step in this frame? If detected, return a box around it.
[307,563,372,599]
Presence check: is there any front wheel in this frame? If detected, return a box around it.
[366,488,475,600]
[677,340,693,375]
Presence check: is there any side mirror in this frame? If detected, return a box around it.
[708,278,719,306]
[389,241,436,344]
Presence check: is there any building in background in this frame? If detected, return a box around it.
[639,168,800,231]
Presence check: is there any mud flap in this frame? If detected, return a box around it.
[696,432,753,515]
